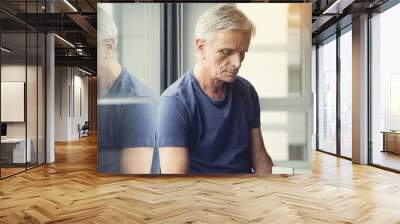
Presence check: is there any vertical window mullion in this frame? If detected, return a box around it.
[25,0,28,171]
[316,45,319,150]
[336,29,341,157]
[367,11,373,165]
[36,0,39,167]
[0,23,2,179]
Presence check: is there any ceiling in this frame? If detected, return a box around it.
[0,0,100,73]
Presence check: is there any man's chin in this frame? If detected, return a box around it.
[224,73,238,83]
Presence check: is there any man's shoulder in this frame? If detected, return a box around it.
[233,75,256,93]
[161,71,193,99]
[109,67,156,99]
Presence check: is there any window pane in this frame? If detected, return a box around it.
[97,4,160,174]
[26,0,41,168]
[340,30,352,158]
[261,111,307,161]
[390,74,400,130]
[238,4,303,98]
[27,31,38,169]
[1,31,27,177]
[318,38,337,154]
[115,4,161,96]
[38,32,46,165]
[371,3,400,171]
[235,4,311,171]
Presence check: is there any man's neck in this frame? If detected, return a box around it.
[100,60,122,97]
[192,61,226,100]
[108,61,122,88]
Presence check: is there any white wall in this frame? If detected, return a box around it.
[55,67,89,141]
[55,66,68,141]
[72,73,89,138]
[1,66,26,127]
[1,65,32,138]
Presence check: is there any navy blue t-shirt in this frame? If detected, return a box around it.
[157,70,261,174]
[97,67,158,173]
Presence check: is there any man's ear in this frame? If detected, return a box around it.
[104,39,116,50]
[195,38,206,59]
[103,39,116,59]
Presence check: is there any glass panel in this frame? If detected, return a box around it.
[26,0,38,169]
[0,1,46,178]
[39,1,46,14]
[0,1,28,33]
[317,37,337,154]
[371,4,400,171]
[390,74,400,130]
[261,111,307,162]
[114,4,161,95]
[1,31,27,177]
[27,31,38,169]
[340,30,352,158]
[238,4,302,98]
[38,32,45,165]
[97,4,160,174]
[312,46,317,151]
[234,4,311,172]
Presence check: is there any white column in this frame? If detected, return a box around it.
[352,14,369,164]
[46,32,55,163]
[45,0,56,163]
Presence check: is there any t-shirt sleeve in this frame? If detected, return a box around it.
[157,96,191,147]
[250,86,261,129]
[119,102,157,148]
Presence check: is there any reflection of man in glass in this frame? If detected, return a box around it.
[157,4,273,174]
[97,8,157,174]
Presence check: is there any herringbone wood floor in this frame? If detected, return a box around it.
[0,134,399,223]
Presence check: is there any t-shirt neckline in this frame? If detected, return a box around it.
[188,70,230,106]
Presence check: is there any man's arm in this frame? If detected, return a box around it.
[157,96,191,174]
[159,147,189,174]
[118,100,157,174]
[121,147,154,174]
[250,128,273,174]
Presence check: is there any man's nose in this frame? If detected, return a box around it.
[230,53,241,69]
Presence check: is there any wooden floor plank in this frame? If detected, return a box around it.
[0,134,399,223]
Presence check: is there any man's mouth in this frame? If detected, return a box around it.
[226,71,237,75]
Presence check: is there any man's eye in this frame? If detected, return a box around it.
[221,49,231,55]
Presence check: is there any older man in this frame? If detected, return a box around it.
[157,4,273,174]
[97,8,158,174]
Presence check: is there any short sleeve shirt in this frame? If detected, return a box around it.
[98,67,157,173]
[157,70,260,174]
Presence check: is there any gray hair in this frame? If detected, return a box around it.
[97,6,118,46]
[195,4,256,43]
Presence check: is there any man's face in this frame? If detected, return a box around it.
[97,39,116,96]
[201,30,251,83]
[97,39,113,75]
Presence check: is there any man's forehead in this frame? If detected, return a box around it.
[214,30,249,38]
[211,31,251,47]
